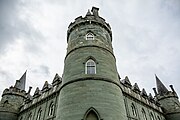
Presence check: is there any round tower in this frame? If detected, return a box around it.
[57,7,127,120]
[155,75,180,120]
[0,71,27,120]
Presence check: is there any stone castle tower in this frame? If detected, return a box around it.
[56,7,127,119]
[0,7,180,120]
[0,71,28,120]
[154,75,180,120]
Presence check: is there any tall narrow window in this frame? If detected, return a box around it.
[37,108,42,120]
[86,32,94,40]
[142,109,147,120]
[150,112,154,120]
[85,59,96,74]
[28,113,32,120]
[48,102,54,116]
[131,103,137,117]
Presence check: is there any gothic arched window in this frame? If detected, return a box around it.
[48,102,55,116]
[28,113,32,120]
[142,109,147,120]
[83,107,102,120]
[131,103,137,117]
[37,108,42,120]
[85,59,96,74]
[86,32,94,40]
[150,112,154,120]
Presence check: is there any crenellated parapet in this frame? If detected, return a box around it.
[67,7,112,42]
[20,73,62,112]
[120,76,163,113]
[2,86,26,98]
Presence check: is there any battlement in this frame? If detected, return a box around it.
[20,73,62,112]
[2,86,26,98]
[120,76,163,113]
[67,7,112,42]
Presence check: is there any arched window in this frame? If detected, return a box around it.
[83,107,101,120]
[157,116,161,120]
[142,109,147,120]
[28,113,32,120]
[85,59,96,74]
[131,103,137,117]
[86,32,94,40]
[37,108,42,120]
[48,102,55,116]
[150,112,154,120]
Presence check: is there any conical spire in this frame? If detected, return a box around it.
[14,70,27,90]
[155,74,168,96]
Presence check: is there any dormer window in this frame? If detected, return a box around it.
[86,32,94,40]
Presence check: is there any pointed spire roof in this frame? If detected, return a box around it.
[140,88,148,97]
[155,75,168,96]
[42,81,52,92]
[148,93,154,101]
[33,87,41,97]
[52,73,62,85]
[42,81,49,90]
[121,76,132,87]
[14,70,27,90]
[132,83,140,93]
[86,9,92,16]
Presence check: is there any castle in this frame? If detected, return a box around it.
[0,7,180,120]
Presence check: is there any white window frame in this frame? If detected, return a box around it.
[86,32,94,40]
[85,59,96,74]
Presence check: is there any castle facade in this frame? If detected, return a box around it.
[0,7,180,120]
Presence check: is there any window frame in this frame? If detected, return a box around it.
[48,102,55,116]
[150,112,154,120]
[86,32,94,40]
[131,103,137,117]
[28,113,32,120]
[142,109,147,120]
[85,59,96,74]
[37,108,42,120]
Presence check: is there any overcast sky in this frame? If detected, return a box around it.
[0,0,180,98]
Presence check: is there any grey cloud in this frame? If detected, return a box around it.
[32,65,50,76]
[0,0,44,54]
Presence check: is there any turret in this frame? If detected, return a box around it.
[57,7,127,120]
[154,75,180,120]
[0,71,27,120]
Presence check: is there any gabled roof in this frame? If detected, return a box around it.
[33,87,41,97]
[121,76,132,87]
[52,73,62,86]
[141,88,148,97]
[132,83,140,93]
